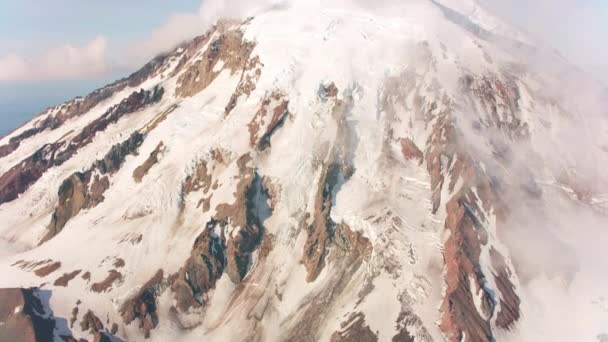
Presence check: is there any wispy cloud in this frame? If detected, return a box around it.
[127,0,286,66]
[478,0,608,83]
[0,36,109,81]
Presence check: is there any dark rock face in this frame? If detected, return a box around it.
[0,288,74,342]
[425,104,521,340]
[171,163,274,318]
[41,132,144,244]
[247,92,290,151]
[225,172,272,283]
[80,309,122,342]
[331,312,378,342]
[54,270,82,287]
[120,270,164,338]
[0,87,162,206]
[95,132,145,175]
[0,48,174,158]
[400,137,423,163]
[90,270,123,293]
[490,248,521,329]
[133,142,165,183]
[176,29,256,98]
[171,220,227,313]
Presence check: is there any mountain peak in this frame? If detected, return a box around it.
[1,2,607,341]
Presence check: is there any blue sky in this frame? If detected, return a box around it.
[0,1,203,136]
[0,1,200,55]
[0,0,606,136]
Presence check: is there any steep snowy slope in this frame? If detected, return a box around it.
[1,0,607,341]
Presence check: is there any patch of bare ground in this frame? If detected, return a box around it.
[424,111,520,341]
[120,270,164,338]
[301,86,358,282]
[118,233,143,245]
[113,258,125,268]
[34,262,61,277]
[0,87,163,206]
[171,220,227,314]
[247,91,290,151]
[176,28,256,98]
[141,104,178,134]
[400,137,423,163]
[40,131,145,245]
[133,142,165,183]
[489,248,520,329]
[80,309,119,341]
[53,270,81,287]
[330,312,378,342]
[90,270,122,293]
[171,154,275,323]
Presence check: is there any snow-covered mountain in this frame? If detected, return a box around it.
[1,0,607,341]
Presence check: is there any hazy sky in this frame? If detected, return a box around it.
[479,0,608,83]
[0,0,606,135]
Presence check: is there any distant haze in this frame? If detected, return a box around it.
[0,80,110,137]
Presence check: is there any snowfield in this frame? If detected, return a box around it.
[1,0,607,341]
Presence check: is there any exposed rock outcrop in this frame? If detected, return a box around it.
[176,29,255,98]
[120,270,164,338]
[172,156,274,319]
[490,248,520,329]
[171,220,227,313]
[54,270,82,287]
[301,86,358,282]
[223,172,272,283]
[80,309,120,342]
[400,137,423,163]
[331,312,378,342]
[426,109,521,341]
[133,142,165,183]
[41,132,145,244]
[91,270,123,293]
[247,92,290,151]
[0,87,162,206]
[34,261,62,277]
[0,288,73,342]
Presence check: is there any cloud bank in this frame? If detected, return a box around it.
[0,36,109,81]
[127,0,286,66]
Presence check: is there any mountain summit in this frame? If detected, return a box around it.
[1,1,607,341]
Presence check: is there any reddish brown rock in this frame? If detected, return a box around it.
[176,29,255,98]
[490,248,521,330]
[331,312,378,342]
[91,270,123,293]
[120,270,164,338]
[0,288,69,342]
[0,87,162,206]
[221,172,272,283]
[34,261,61,277]
[80,310,104,333]
[183,160,213,196]
[247,92,290,151]
[224,55,263,117]
[301,163,340,282]
[400,137,423,163]
[133,142,165,183]
[41,132,145,244]
[54,270,82,287]
[113,258,125,268]
[171,220,226,313]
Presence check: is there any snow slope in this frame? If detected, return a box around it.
[1,1,607,341]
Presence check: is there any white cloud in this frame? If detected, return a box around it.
[127,0,287,67]
[478,0,608,83]
[0,36,109,81]
[127,13,204,67]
